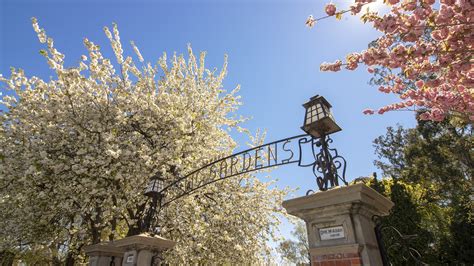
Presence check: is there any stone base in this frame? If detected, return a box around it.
[114,234,175,266]
[84,234,175,266]
[83,242,124,266]
[283,183,393,266]
[310,244,363,266]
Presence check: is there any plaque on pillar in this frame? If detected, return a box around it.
[84,234,175,266]
[122,250,137,266]
[319,225,345,240]
[113,233,176,266]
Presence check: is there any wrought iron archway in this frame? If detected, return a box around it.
[141,95,349,234]
[156,133,347,208]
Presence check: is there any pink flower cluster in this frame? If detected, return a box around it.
[317,0,474,122]
[320,60,342,71]
[350,0,375,15]
[325,3,337,16]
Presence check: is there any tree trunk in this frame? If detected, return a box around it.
[0,251,15,266]
[65,253,75,266]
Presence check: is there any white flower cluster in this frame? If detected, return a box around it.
[0,18,289,264]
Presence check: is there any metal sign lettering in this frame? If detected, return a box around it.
[319,225,345,240]
[159,134,347,207]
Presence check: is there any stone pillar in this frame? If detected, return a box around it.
[282,183,393,266]
[84,234,175,266]
[113,234,176,266]
[84,242,124,266]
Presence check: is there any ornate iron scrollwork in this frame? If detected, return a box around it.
[157,134,348,208]
[303,135,347,195]
[109,256,115,266]
[373,215,427,266]
[150,252,164,266]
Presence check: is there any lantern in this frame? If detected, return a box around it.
[301,95,341,138]
[144,173,165,198]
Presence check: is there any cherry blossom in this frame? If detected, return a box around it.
[325,3,337,16]
[307,0,474,122]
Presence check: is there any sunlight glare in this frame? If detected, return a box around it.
[366,0,388,14]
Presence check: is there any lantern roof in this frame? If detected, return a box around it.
[302,95,332,109]
[150,172,164,181]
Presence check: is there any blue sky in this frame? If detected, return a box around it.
[1,0,416,254]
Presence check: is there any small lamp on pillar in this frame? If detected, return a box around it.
[301,95,341,138]
[301,95,347,192]
[143,173,165,233]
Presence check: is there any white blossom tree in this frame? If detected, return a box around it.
[0,18,288,264]
[277,221,309,265]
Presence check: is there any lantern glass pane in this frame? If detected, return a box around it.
[306,105,315,125]
[329,112,335,121]
[316,104,323,115]
[157,179,164,191]
[323,103,330,112]
[146,180,158,193]
[305,99,334,126]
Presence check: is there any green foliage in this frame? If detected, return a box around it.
[0,20,288,264]
[371,118,473,264]
[277,220,309,265]
[365,177,435,264]
[0,251,15,266]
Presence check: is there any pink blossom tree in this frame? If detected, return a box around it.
[306,0,473,122]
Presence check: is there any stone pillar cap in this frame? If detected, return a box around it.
[283,183,393,216]
[112,233,176,251]
[83,242,124,257]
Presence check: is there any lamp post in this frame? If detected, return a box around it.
[142,173,165,233]
[301,95,347,192]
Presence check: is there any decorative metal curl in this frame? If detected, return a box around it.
[305,135,347,194]
[151,252,165,266]
[373,215,427,266]
[109,256,115,266]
